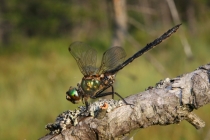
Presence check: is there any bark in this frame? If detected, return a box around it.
[40,63,210,140]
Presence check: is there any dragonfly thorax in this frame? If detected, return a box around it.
[81,76,101,95]
[80,74,116,97]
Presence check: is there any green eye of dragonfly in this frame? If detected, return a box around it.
[66,87,81,104]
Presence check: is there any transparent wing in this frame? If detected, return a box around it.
[69,42,97,76]
[98,46,126,74]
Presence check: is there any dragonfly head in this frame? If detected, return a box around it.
[66,87,81,104]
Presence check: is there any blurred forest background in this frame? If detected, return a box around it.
[0,0,210,139]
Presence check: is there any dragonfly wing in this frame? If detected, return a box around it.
[98,46,126,74]
[69,42,97,76]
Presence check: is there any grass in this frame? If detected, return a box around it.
[0,24,210,140]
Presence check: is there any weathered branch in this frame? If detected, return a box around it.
[40,63,210,140]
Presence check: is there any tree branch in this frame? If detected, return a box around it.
[39,63,210,140]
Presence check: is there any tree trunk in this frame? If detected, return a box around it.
[111,0,127,47]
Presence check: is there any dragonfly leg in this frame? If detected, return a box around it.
[91,84,112,98]
[90,85,133,105]
[84,100,89,112]
[94,85,115,99]
[93,92,112,98]
[111,85,114,99]
[94,90,132,105]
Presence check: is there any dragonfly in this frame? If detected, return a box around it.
[66,24,181,109]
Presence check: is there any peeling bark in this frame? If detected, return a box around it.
[40,63,210,140]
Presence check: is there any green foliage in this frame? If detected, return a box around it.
[1,0,109,38]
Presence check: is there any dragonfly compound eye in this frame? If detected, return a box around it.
[66,87,81,104]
